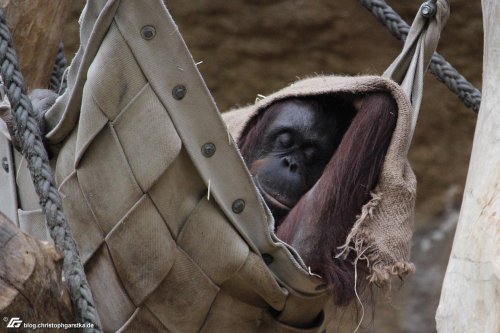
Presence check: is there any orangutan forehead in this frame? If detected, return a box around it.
[267,99,336,135]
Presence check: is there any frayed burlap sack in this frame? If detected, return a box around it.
[223,75,417,286]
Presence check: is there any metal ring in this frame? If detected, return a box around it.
[2,157,9,173]
[141,25,156,40]
[421,0,437,19]
[172,85,187,100]
[232,199,245,214]
[201,143,216,157]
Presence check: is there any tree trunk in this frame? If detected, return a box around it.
[0,213,75,328]
[435,1,500,332]
[2,0,71,90]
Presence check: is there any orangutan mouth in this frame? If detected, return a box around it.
[254,176,293,211]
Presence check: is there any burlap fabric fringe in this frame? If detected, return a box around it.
[223,75,417,286]
[224,0,449,286]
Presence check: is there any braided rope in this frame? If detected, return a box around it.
[49,42,68,94]
[360,0,481,112]
[0,10,102,333]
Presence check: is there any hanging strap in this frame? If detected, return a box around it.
[383,0,450,142]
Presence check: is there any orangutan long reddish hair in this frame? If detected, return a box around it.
[239,92,397,306]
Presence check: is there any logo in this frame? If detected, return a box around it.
[6,317,23,328]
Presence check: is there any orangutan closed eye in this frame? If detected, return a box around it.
[239,98,340,223]
[238,92,397,306]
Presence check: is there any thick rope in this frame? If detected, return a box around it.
[49,42,68,94]
[360,0,481,112]
[0,10,102,333]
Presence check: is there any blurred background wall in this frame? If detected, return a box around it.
[60,1,482,332]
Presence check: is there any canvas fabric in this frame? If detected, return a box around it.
[0,84,53,240]
[383,0,450,141]
[223,0,450,285]
[40,0,331,332]
[0,88,17,225]
[0,0,450,331]
[0,55,55,241]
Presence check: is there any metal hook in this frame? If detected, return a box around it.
[421,0,438,19]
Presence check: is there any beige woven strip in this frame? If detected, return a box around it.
[383,0,450,143]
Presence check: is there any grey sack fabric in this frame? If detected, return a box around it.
[6,0,451,331]
[223,75,417,285]
[41,0,332,332]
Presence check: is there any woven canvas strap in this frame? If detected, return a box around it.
[383,0,450,143]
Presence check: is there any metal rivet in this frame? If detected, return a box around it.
[2,157,9,173]
[141,25,156,40]
[201,143,216,158]
[232,199,245,214]
[172,85,187,100]
[421,2,436,18]
[262,253,274,265]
